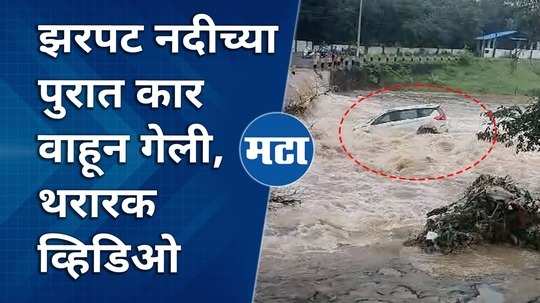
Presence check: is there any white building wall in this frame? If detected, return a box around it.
[292,40,540,60]
[385,47,399,55]
[367,46,383,55]
[294,40,310,52]
[483,48,540,59]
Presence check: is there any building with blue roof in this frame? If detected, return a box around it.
[474,30,531,58]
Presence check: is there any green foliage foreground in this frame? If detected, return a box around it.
[478,95,540,153]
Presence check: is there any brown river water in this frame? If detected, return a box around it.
[254,70,540,303]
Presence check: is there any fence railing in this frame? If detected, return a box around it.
[292,40,468,57]
[299,55,460,70]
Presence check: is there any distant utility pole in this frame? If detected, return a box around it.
[356,0,364,57]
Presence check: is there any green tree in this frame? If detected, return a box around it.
[478,95,540,153]
[477,1,540,153]
[512,0,540,41]
[295,0,525,48]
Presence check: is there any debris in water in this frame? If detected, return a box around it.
[426,231,438,241]
[268,190,302,210]
[406,175,540,253]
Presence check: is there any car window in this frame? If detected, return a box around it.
[373,108,423,125]
[372,113,391,125]
[389,111,401,122]
[417,108,435,118]
[395,109,418,121]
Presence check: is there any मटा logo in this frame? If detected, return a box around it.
[239,112,314,187]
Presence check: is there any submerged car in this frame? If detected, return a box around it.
[357,104,448,134]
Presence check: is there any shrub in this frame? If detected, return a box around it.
[456,51,474,66]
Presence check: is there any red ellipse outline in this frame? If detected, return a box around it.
[338,83,499,182]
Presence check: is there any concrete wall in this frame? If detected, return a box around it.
[331,44,350,51]
[292,40,540,59]
[293,40,313,52]
[483,48,540,59]
[366,46,383,55]
[290,54,459,70]
[294,41,468,57]
[385,47,399,55]
[336,45,465,56]
[517,48,540,59]
[360,46,457,56]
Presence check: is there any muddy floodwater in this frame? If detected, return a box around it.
[255,70,540,302]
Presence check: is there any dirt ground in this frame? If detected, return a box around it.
[254,69,540,303]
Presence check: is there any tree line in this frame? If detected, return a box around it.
[297,0,540,48]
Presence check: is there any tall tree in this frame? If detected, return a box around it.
[295,0,529,48]
[512,0,540,41]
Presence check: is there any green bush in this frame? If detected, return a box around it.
[456,51,474,66]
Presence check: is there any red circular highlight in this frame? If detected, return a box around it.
[337,83,498,182]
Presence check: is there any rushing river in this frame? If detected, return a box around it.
[255,71,540,302]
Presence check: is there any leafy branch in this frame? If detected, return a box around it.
[477,95,540,153]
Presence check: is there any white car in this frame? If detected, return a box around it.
[358,104,448,134]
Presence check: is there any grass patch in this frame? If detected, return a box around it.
[330,57,540,96]
[413,58,540,95]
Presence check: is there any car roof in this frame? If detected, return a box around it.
[383,103,440,112]
[367,104,442,124]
